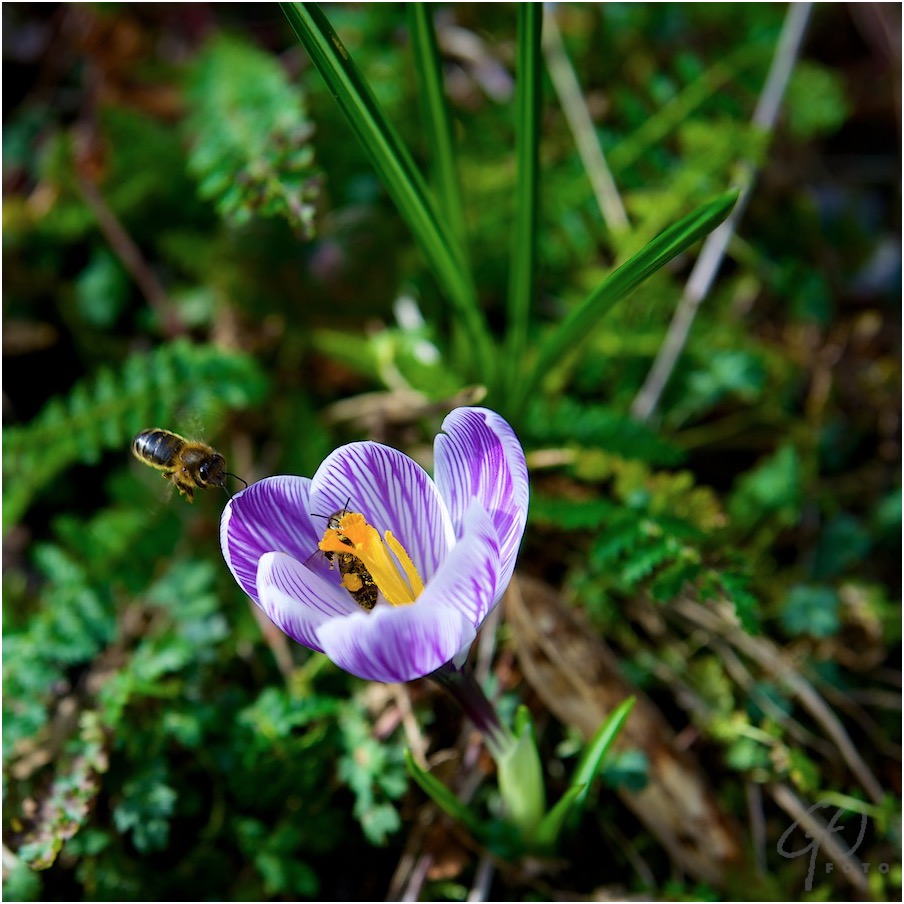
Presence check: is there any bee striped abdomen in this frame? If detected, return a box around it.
[323,507,379,610]
[133,429,185,471]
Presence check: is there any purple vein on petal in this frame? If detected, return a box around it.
[419,504,500,626]
[317,602,475,683]
[435,409,529,593]
[221,476,319,604]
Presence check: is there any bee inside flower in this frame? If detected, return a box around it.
[318,509,424,608]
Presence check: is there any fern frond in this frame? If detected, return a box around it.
[2,340,267,530]
[185,35,320,237]
[621,537,681,585]
[524,398,683,466]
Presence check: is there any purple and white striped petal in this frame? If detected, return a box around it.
[310,442,455,582]
[316,596,476,683]
[418,503,500,627]
[221,476,322,605]
[434,408,529,598]
[257,551,359,653]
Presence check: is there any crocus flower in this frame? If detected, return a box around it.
[220,407,529,684]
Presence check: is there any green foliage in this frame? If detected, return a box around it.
[235,818,320,898]
[601,749,649,793]
[728,444,803,532]
[524,398,684,466]
[780,585,841,638]
[15,714,109,872]
[784,61,850,139]
[810,513,872,580]
[185,35,320,236]
[531,452,759,632]
[3,2,899,900]
[2,340,267,531]
[337,703,407,845]
[112,762,177,853]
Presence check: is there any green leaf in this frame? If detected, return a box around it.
[810,513,871,580]
[503,3,542,399]
[784,61,850,140]
[728,443,802,529]
[534,697,635,851]
[337,703,406,845]
[515,192,738,415]
[280,2,494,381]
[112,764,177,853]
[524,398,684,466]
[531,784,585,855]
[407,4,467,252]
[567,697,635,810]
[601,748,649,792]
[497,705,546,840]
[608,43,767,175]
[403,750,485,839]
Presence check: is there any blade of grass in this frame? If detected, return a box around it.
[503,3,543,400]
[280,2,495,380]
[567,697,636,811]
[403,750,485,839]
[533,697,635,852]
[407,3,468,255]
[512,190,738,417]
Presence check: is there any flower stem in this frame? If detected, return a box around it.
[429,662,514,760]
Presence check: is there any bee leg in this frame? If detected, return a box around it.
[171,474,194,502]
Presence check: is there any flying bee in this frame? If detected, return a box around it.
[132,428,247,503]
[316,503,378,610]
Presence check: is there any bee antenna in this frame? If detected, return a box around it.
[311,497,353,521]
[226,472,248,489]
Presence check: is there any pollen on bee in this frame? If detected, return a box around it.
[342,573,364,593]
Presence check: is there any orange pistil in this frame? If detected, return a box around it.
[319,511,424,607]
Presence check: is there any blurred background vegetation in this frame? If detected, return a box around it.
[2,2,900,900]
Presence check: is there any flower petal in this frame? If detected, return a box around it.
[220,476,321,605]
[419,503,500,628]
[316,600,476,683]
[310,442,455,582]
[256,551,359,653]
[434,408,529,597]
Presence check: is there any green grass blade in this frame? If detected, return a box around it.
[407,3,468,254]
[533,697,635,853]
[567,697,635,810]
[404,750,485,838]
[280,2,494,380]
[533,784,584,854]
[504,3,543,399]
[513,190,738,416]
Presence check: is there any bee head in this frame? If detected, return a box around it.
[197,452,227,488]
